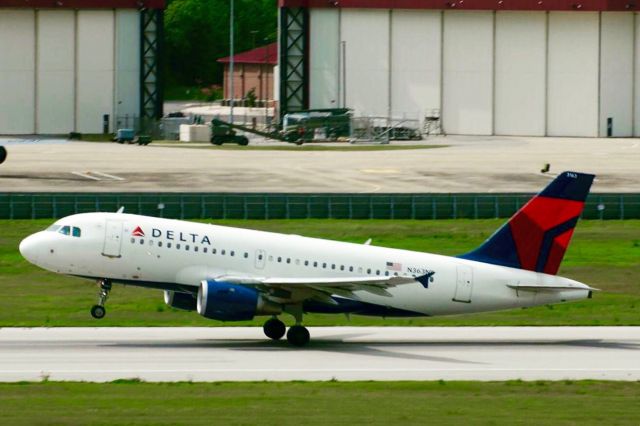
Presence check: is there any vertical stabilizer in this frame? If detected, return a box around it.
[459,172,595,275]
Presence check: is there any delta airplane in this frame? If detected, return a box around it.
[20,172,596,346]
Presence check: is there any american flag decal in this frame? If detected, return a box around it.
[386,261,402,271]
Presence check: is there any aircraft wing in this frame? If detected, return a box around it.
[215,274,427,300]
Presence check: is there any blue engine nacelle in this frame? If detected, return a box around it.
[164,291,197,311]
[196,280,281,321]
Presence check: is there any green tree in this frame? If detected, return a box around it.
[164,0,277,88]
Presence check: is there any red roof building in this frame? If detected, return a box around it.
[218,42,277,103]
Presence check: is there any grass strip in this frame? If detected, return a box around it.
[1,219,638,327]
[0,380,638,425]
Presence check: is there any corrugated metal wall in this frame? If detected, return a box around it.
[308,9,640,137]
[0,8,140,135]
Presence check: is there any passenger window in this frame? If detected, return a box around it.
[194,246,199,252]
[167,242,172,248]
[304,260,309,266]
[244,252,249,258]
[313,262,318,267]
[349,266,354,272]
[203,247,207,253]
[58,226,71,236]
[130,238,135,244]
[367,268,371,274]
[72,227,81,237]
[185,245,189,251]
[322,263,327,269]
[376,270,380,275]
[158,241,163,247]
[331,264,335,270]
[213,248,217,254]
[385,271,389,276]
[221,250,225,255]
[259,254,263,260]
[176,244,181,249]
[340,265,344,271]
[140,239,144,245]
[286,258,291,264]
[278,257,282,262]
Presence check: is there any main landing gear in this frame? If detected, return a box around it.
[262,306,310,347]
[90,279,111,319]
[263,317,286,340]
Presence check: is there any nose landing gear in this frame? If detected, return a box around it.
[90,279,111,319]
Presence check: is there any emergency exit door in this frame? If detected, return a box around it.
[453,265,473,303]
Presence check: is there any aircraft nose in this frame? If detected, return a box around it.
[19,233,41,264]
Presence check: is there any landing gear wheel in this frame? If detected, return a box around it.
[263,318,286,340]
[286,325,310,347]
[91,279,111,320]
[90,305,106,319]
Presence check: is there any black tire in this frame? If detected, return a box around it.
[286,325,310,347]
[238,137,249,146]
[90,305,106,319]
[263,318,286,340]
[0,146,6,164]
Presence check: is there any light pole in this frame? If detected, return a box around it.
[229,0,235,123]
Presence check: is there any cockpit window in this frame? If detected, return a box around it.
[47,225,61,232]
[72,227,81,237]
[58,226,71,236]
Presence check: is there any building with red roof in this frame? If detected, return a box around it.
[218,42,277,104]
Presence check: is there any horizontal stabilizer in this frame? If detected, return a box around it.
[507,283,599,292]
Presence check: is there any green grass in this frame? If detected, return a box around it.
[0,381,639,425]
[77,138,447,150]
[153,143,448,151]
[1,219,639,327]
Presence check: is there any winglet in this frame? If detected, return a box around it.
[116,206,125,214]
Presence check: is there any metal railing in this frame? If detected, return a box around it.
[0,193,638,220]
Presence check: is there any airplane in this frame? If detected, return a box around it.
[19,171,596,346]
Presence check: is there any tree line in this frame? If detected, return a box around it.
[164,0,277,90]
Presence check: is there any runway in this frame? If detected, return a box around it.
[1,327,639,382]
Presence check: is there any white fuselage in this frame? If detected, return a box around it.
[19,212,592,317]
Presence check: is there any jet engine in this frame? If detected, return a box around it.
[197,280,281,321]
[163,291,197,311]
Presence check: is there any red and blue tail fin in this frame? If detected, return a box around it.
[459,171,595,275]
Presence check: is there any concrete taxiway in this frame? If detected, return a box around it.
[1,327,639,382]
[1,136,639,192]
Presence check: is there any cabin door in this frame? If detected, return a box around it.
[102,220,123,258]
[453,265,473,303]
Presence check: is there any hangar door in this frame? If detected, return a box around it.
[0,10,36,134]
[0,9,141,135]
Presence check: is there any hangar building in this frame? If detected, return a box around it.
[0,0,163,135]
[279,1,640,137]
